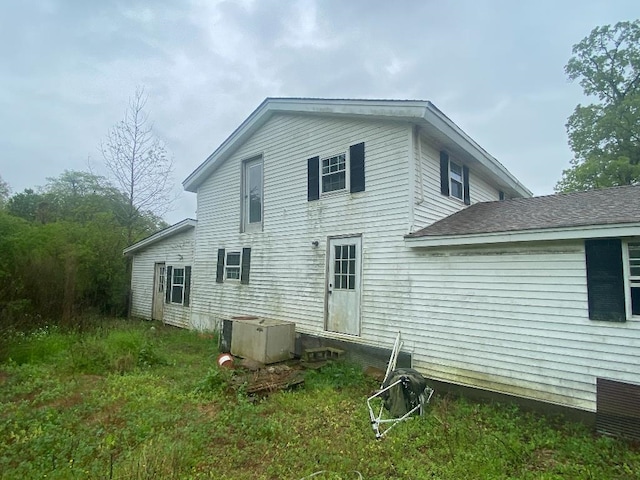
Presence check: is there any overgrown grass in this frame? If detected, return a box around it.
[1,319,638,479]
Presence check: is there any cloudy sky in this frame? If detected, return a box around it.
[1,0,638,223]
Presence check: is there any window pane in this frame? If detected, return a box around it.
[171,285,183,304]
[335,260,341,274]
[335,246,341,259]
[349,244,355,259]
[349,259,355,275]
[173,268,184,285]
[632,287,640,316]
[348,275,354,290]
[321,154,346,193]
[227,252,241,266]
[451,180,463,199]
[226,267,240,280]
[248,163,262,223]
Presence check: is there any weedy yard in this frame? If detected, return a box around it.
[0,319,638,480]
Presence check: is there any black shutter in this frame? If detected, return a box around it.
[307,156,320,201]
[165,266,172,303]
[499,190,505,201]
[216,249,225,283]
[183,266,191,306]
[350,142,365,193]
[440,151,449,196]
[585,239,626,321]
[463,165,470,205]
[241,247,251,284]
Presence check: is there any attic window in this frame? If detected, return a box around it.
[439,150,470,205]
[449,161,464,200]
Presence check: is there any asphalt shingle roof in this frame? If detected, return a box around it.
[407,185,640,238]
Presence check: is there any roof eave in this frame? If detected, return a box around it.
[123,218,197,255]
[183,98,432,192]
[421,103,532,198]
[405,222,640,248]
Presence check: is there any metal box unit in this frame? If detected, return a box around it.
[230,318,295,364]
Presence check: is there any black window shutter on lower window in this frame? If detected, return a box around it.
[183,266,191,306]
[463,165,470,205]
[440,151,449,196]
[585,239,626,321]
[350,142,365,193]
[165,266,172,303]
[241,247,251,284]
[308,156,320,201]
[216,249,225,283]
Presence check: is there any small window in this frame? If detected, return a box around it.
[226,251,241,280]
[628,242,640,315]
[322,153,346,193]
[242,157,263,231]
[171,268,185,304]
[158,265,165,293]
[449,161,464,200]
[334,244,356,290]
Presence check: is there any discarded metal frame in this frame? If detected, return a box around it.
[367,331,434,439]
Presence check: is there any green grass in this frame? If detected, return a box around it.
[0,319,638,479]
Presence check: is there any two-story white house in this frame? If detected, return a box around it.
[125,98,640,429]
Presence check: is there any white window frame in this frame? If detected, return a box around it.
[170,267,185,304]
[320,151,349,196]
[241,156,263,232]
[449,160,464,201]
[225,251,242,281]
[623,240,640,319]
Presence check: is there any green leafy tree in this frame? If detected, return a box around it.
[556,20,640,192]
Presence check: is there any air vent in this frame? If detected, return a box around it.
[596,378,640,440]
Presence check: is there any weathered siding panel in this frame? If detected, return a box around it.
[412,133,500,231]
[406,241,640,411]
[129,229,194,328]
[190,113,413,341]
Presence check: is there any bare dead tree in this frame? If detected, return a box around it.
[101,86,175,243]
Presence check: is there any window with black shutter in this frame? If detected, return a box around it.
[585,239,626,321]
[307,142,365,200]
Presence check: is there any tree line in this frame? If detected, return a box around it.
[0,88,173,328]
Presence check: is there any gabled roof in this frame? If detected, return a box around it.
[183,97,531,198]
[123,218,196,256]
[406,185,640,247]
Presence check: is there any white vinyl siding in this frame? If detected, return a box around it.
[412,133,500,231]
[406,241,640,412]
[129,229,194,328]
[190,113,412,335]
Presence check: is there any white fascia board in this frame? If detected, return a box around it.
[422,104,532,198]
[405,222,640,248]
[123,219,197,255]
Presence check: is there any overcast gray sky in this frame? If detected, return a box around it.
[1,0,639,223]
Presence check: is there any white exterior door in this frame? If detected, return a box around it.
[152,262,165,321]
[326,236,362,335]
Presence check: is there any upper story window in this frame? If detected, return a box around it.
[322,153,346,193]
[440,150,470,205]
[308,142,365,201]
[242,156,263,232]
[449,161,464,200]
